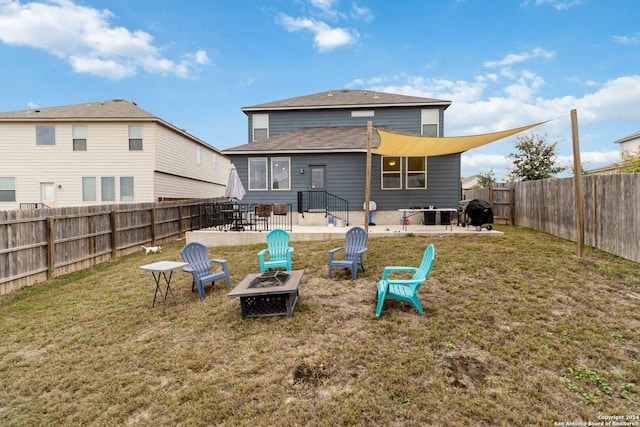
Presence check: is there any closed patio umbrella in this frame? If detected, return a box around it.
[224,164,246,201]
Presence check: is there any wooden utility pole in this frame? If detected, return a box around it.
[571,109,585,257]
[365,121,372,233]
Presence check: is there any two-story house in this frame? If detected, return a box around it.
[222,89,457,225]
[0,99,230,210]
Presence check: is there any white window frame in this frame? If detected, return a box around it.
[0,177,16,202]
[73,125,87,151]
[271,157,291,191]
[421,109,439,136]
[128,125,143,151]
[248,158,268,191]
[252,114,269,141]
[381,156,402,189]
[36,125,56,145]
[406,157,427,189]
[82,177,96,202]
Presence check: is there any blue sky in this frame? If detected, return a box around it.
[1,0,638,179]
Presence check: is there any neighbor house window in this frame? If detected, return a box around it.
[382,157,401,189]
[212,153,218,170]
[271,157,290,190]
[252,114,269,141]
[196,146,201,165]
[101,177,115,201]
[421,109,439,136]
[73,126,87,151]
[0,177,16,202]
[36,125,55,145]
[82,177,96,201]
[120,177,134,201]
[248,158,267,190]
[128,125,143,150]
[406,157,427,189]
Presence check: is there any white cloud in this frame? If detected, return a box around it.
[533,0,585,11]
[483,47,554,68]
[278,14,358,52]
[351,2,374,22]
[0,0,209,79]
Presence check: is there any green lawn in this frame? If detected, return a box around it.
[1,226,638,426]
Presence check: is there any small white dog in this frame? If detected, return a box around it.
[141,245,162,255]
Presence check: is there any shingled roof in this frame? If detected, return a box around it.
[223,126,380,154]
[242,89,450,112]
[0,99,156,121]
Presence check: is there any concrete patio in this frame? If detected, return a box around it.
[186,222,503,247]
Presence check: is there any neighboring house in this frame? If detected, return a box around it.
[585,130,640,175]
[223,89,456,225]
[461,175,481,190]
[0,99,230,210]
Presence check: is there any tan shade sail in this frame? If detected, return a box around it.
[374,121,548,157]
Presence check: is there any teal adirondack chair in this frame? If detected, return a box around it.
[375,244,435,316]
[328,226,368,280]
[257,229,294,273]
[180,242,232,300]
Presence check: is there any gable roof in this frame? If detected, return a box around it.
[0,98,156,121]
[223,126,380,154]
[0,99,226,155]
[242,89,451,112]
[614,130,640,144]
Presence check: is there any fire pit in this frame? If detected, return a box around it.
[227,270,304,319]
[248,271,289,288]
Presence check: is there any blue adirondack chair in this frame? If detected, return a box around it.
[375,244,435,316]
[257,228,294,273]
[180,242,232,300]
[328,226,368,280]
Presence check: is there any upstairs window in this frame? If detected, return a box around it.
[196,146,201,165]
[0,177,16,202]
[212,153,218,170]
[128,125,143,150]
[421,109,439,136]
[73,126,87,151]
[36,125,55,145]
[248,158,267,190]
[406,157,426,189]
[252,114,268,141]
[381,157,401,189]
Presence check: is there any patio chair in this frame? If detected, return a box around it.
[328,226,368,280]
[375,244,435,316]
[257,228,294,273]
[180,242,232,300]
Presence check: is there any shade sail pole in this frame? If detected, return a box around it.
[571,109,585,257]
[365,121,372,233]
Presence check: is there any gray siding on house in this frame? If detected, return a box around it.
[232,152,460,211]
[247,106,446,142]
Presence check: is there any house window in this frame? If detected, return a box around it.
[120,177,134,201]
[128,125,143,150]
[212,153,218,170]
[252,114,269,141]
[248,158,267,190]
[0,177,16,202]
[73,126,87,151]
[406,157,427,189]
[101,177,115,201]
[421,109,439,136]
[382,157,401,189]
[36,125,55,145]
[196,146,201,165]
[82,177,96,201]
[271,157,290,190]
[351,110,375,117]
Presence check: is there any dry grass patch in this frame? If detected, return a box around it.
[1,226,639,426]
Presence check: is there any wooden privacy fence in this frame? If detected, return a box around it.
[0,198,223,295]
[464,174,639,263]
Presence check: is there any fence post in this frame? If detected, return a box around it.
[47,217,55,280]
[509,187,515,225]
[151,208,157,245]
[110,211,117,259]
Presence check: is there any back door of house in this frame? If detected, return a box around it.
[308,165,325,212]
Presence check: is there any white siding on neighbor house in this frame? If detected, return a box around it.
[0,121,156,209]
[620,138,640,155]
[154,125,230,191]
[154,172,226,199]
